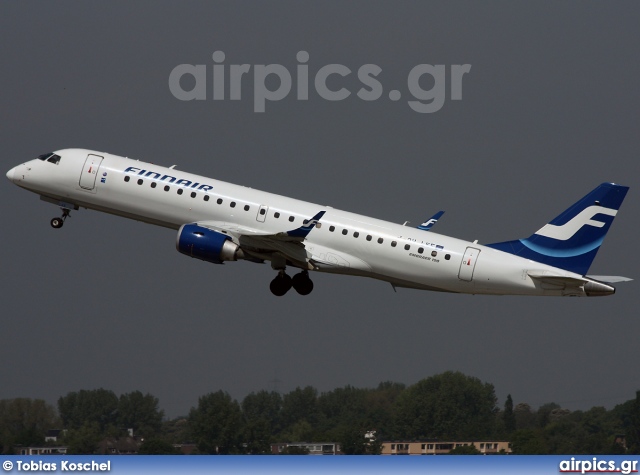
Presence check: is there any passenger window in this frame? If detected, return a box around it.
[137,179,143,185]
[217,198,223,204]
[377,237,383,244]
[164,185,170,191]
[204,195,210,201]
[244,205,250,211]
[151,182,157,188]
[124,176,130,182]
[289,216,294,222]
[274,212,280,218]
[404,244,410,250]
[431,251,437,257]
[445,254,451,260]
[191,192,196,198]
[329,226,335,232]
[391,241,397,247]
[177,189,183,195]
[260,209,266,215]
[342,229,348,235]
[353,232,359,238]
[418,247,424,254]
[366,235,372,241]
[230,202,236,208]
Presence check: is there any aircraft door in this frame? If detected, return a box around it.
[256,205,269,223]
[458,247,480,281]
[79,154,104,190]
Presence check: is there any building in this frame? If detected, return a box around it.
[271,442,342,455]
[44,430,65,443]
[15,446,68,455]
[381,440,512,455]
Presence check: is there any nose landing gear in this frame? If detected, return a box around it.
[50,208,71,229]
[269,270,314,296]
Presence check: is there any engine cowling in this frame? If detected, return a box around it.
[176,224,243,264]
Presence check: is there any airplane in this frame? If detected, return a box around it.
[6,149,631,297]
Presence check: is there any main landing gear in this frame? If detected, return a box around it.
[50,208,71,229]
[270,270,314,296]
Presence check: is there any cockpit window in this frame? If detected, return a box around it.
[37,152,61,164]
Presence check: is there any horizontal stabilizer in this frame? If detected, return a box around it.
[586,275,633,283]
[527,271,617,296]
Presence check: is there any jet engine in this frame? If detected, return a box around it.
[176,224,244,264]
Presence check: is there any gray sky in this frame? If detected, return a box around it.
[1,1,639,418]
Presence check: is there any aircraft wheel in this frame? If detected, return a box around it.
[51,217,64,229]
[270,273,292,296]
[292,272,314,295]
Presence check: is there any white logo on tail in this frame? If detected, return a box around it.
[305,219,319,228]
[535,206,617,241]
[421,218,438,227]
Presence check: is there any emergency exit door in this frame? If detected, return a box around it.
[458,247,480,281]
[79,154,104,190]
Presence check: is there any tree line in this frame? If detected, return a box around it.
[1,371,638,454]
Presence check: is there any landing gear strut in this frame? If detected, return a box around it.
[50,208,70,229]
[269,270,314,296]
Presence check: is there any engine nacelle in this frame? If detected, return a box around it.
[176,224,243,264]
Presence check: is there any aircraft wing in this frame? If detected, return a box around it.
[195,211,326,269]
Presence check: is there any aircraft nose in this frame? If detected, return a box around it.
[6,166,15,182]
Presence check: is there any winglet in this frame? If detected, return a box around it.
[285,211,326,239]
[417,211,444,231]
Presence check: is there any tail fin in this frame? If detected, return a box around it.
[418,211,444,231]
[486,183,629,275]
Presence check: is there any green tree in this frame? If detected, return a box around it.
[514,402,536,430]
[503,394,516,434]
[448,444,481,455]
[537,402,561,428]
[0,398,60,452]
[189,391,243,454]
[339,427,381,454]
[242,390,282,452]
[394,371,498,440]
[365,382,405,439]
[64,422,102,454]
[161,418,191,444]
[627,391,640,454]
[281,419,314,443]
[58,389,118,432]
[510,429,547,454]
[138,438,180,454]
[117,391,164,437]
[281,386,321,430]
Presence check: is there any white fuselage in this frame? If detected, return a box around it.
[7,149,592,296]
